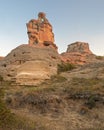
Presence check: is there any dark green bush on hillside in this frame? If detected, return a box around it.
[0,89,36,130]
[96,56,104,60]
[0,75,3,84]
[57,62,75,73]
[0,89,14,128]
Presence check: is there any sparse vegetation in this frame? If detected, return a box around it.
[96,56,104,60]
[0,64,104,130]
[0,75,3,84]
[57,62,75,73]
[0,88,37,130]
[51,75,67,82]
[85,95,96,109]
[0,89,14,128]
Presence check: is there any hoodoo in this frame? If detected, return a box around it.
[26,12,57,50]
[0,12,61,85]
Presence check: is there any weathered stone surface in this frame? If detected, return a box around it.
[61,42,96,65]
[66,42,93,54]
[26,12,57,50]
[0,12,61,85]
[0,44,61,85]
[16,60,57,85]
[1,11,103,86]
[0,56,4,60]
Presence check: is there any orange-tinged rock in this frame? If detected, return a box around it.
[0,56,4,60]
[61,42,95,65]
[26,12,57,50]
[66,41,92,54]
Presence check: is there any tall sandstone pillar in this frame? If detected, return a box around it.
[26,12,57,50]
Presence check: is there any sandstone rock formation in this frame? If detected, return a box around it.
[1,12,103,86]
[0,12,62,85]
[0,56,3,60]
[0,44,61,85]
[26,12,57,50]
[66,42,92,54]
[61,41,95,65]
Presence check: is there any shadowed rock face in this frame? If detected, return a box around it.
[61,42,96,65]
[26,12,57,50]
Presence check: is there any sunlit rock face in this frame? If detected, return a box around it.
[0,12,61,85]
[61,41,96,65]
[26,12,57,50]
[0,45,61,85]
[66,42,93,54]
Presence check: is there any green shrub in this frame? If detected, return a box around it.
[51,75,67,82]
[57,62,75,73]
[85,96,96,109]
[0,75,3,84]
[0,89,14,128]
[0,89,36,130]
[96,56,103,60]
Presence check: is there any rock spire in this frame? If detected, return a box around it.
[26,12,57,49]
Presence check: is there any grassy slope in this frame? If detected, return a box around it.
[0,62,104,130]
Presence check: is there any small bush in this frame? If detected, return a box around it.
[57,62,75,73]
[0,89,36,130]
[0,102,14,128]
[0,75,3,84]
[51,75,67,82]
[85,96,96,109]
[96,56,103,60]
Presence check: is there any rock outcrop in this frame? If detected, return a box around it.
[26,12,57,50]
[0,45,61,85]
[0,12,103,86]
[0,12,61,85]
[61,41,95,65]
[66,42,92,54]
[0,56,4,60]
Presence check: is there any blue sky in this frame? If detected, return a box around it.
[0,0,104,56]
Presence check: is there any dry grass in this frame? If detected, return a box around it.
[0,63,104,130]
[96,56,104,60]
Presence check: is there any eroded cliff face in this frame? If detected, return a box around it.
[66,42,93,54]
[61,42,95,65]
[0,45,61,85]
[0,12,103,85]
[26,12,57,50]
[0,12,61,85]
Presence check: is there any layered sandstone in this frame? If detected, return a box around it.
[0,12,102,86]
[61,42,95,65]
[0,12,61,85]
[26,12,57,50]
[0,44,61,85]
[66,42,92,54]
